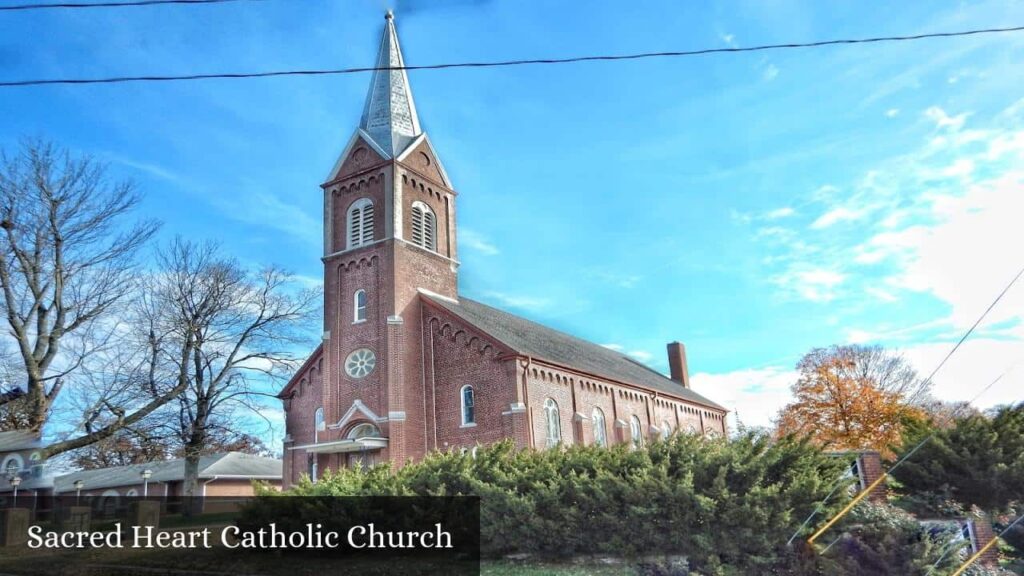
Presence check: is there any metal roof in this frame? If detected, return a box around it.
[423,294,726,410]
[359,11,422,157]
[53,452,282,493]
[0,430,41,452]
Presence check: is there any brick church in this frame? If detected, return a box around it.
[278,12,728,487]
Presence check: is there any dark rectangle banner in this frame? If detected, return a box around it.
[0,496,480,575]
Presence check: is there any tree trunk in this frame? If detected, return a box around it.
[182,449,201,517]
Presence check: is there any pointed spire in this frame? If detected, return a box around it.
[360,10,423,157]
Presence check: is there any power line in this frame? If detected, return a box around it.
[792,263,1024,548]
[2,24,1023,88]
[950,513,1024,576]
[0,0,262,11]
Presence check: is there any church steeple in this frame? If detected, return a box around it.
[359,10,422,157]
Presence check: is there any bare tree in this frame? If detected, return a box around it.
[0,139,171,444]
[71,426,173,470]
[797,344,928,402]
[146,240,318,510]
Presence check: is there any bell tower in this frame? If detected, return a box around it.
[317,10,459,466]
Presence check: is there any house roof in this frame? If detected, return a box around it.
[423,294,725,411]
[53,452,282,493]
[0,430,41,452]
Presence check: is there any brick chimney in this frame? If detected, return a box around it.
[856,451,888,503]
[667,342,690,389]
[968,514,1000,567]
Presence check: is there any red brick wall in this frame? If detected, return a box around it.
[970,515,1000,566]
[420,307,518,455]
[522,362,726,449]
[282,347,324,489]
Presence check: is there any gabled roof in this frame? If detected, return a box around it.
[277,342,323,399]
[0,430,41,452]
[359,11,422,157]
[422,294,725,410]
[53,452,282,493]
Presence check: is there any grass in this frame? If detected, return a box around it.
[481,561,637,576]
[0,546,642,576]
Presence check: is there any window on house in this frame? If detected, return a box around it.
[3,455,22,479]
[347,198,375,249]
[309,454,318,483]
[592,407,607,447]
[630,415,643,450]
[661,422,672,440]
[461,385,475,426]
[353,289,367,323]
[544,398,561,448]
[410,201,436,251]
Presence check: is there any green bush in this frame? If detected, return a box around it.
[276,432,853,573]
[820,502,961,576]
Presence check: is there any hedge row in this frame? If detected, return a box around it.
[266,433,858,573]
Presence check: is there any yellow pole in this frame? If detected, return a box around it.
[949,537,999,576]
[807,473,888,544]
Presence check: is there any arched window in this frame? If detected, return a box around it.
[661,421,672,440]
[410,201,436,251]
[347,423,381,439]
[460,385,475,426]
[347,198,374,249]
[630,415,643,450]
[353,289,367,323]
[2,454,23,478]
[314,407,325,443]
[592,407,607,447]
[544,398,561,448]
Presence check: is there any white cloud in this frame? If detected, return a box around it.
[290,274,324,290]
[459,228,499,256]
[762,64,780,82]
[734,206,795,225]
[215,191,321,247]
[600,343,653,363]
[883,174,1024,331]
[587,270,642,289]
[627,350,654,362]
[690,366,796,430]
[924,106,968,131]
[692,337,1024,433]
[886,109,900,118]
[901,338,1024,409]
[485,291,551,312]
[774,267,846,303]
[865,286,898,303]
[811,206,866,229]
[721,33,736,47]
[765,207,795,220]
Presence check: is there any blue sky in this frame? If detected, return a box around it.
[2,0,1024,439]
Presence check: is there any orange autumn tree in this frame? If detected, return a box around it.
[774,345,928,457]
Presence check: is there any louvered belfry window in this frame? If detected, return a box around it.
[347,198,374,249]
[410,201,436,251]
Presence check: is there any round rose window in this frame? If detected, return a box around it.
[345,348,376,378]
